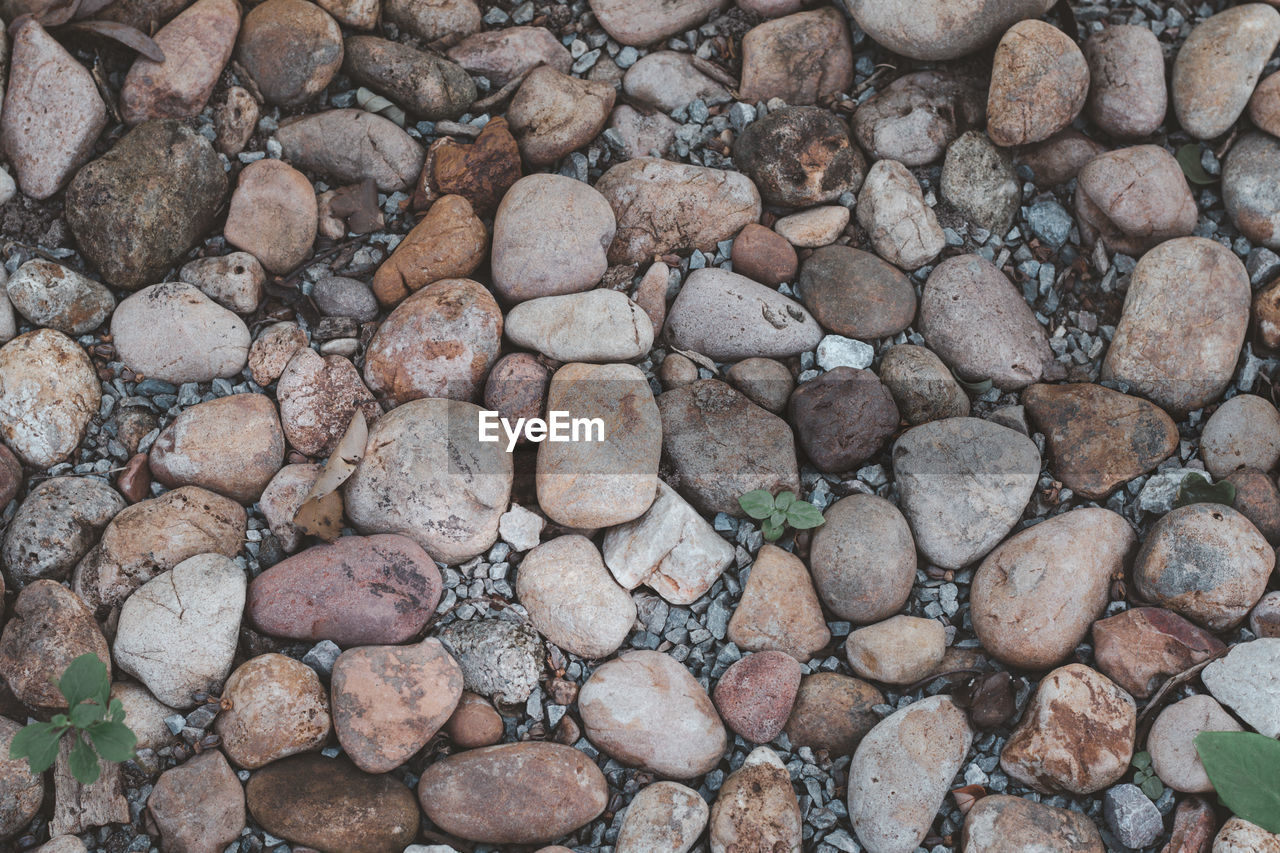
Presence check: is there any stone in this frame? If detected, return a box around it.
[739,8,852,105]
[987,20,1089,147]
[1252,590,1280,637]
[659,353,700,389]
[816,335,874,371]
[277,349,379,457]
[1015,129,1107,186]
[332,638,462,773]
[371,195,486,306]
[1092,607,1226,699]
[578,650,726,778]
[1172,4,1280,140]
[119,0,239,125]
[1227,467,1280,544]
[1165,797,1219,853]
[731,223,797,286]
[483,353,549,429]
[149,393,284,503]
[364,278,501,405]
[0,717,43,839]
[245,754,419,853]
[1103,784,1164,849]
[445,691,503,749]
[712,651,801,744]
[962,795,1104,853]
[315,0,375,27]
[507,66,614,167]
[1000,664,1136,795]
[724,358,793,414]
[236,0,342,107]
[110,683,176,751]
[809,494,915,624]
[601,480,735,605]
[633,261,668,335]
[848,696,973,853]
[892,417,1040,569]
[709,747,801,853]
[588,0,725,45]
[1225,132,1280,251]
[214,86,258,156]
[418,743,607,844]
[597,157,761,264]
[1133,503,1273,630]
[971,508,1135,669]
[65,120,226,290]
[1075,145,1198,255]
[382,0,478,41]
[727,544,830,661]
[841,0,1053,60]
[1250,70,1280,137]
[113,554,244,708]
[733,106,864,208]
[248,534,443,646]
[111,282,250,383]
[180,253,265,315]
[2,476,124,588]
[517,535,636,659]
[789,367,899,474]
[446,26,572,85]
[1102,238,1250,414]
[878,344,970,425]
[147,750,245,853]
[615,781,708,853]
[1214,818,1280,853]
[658,380,800,516]
[249,322,308,385]
[0,330,100,468]
[1083,25,1167,139]
[0,19,107,200]
[224,159,317,275]
[845,616,945,685]
[1202,393,1280,478]
[275,109,425,192]
[536,362,660,528]
[344,36,475,121]
[1023,382,1178,499]
[856,159,944,269]
[941,130,1020,235]
[0,581,109,713]
[506,290,651,362]
[664,268,821,360]
[623,51,729,112]
[438,619,543,705]
[1201,638,1280,738]
[774,206,848,248]
[607,105,678,160]
[783,673,882,755]
[72,486,245,612]
[1149,695,1242,793]
[850,71,985,167]
[214,653,331,768]
[491,174,615,302]
[312,276,378,321]
[5,259,114,334]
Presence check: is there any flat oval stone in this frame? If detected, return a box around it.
[809,494,915,624]
[214,653,331,768]
[845,615,945,685]
[623,51,729,113]
[879,344,970,424]
[986,19,1089,147]
[1224,131,1280,251]
[796,246,915,340]
[224,158,318,275]
[235,0,343,107]
[343,35,475,120]
[111,282,250,383]
[418,742,607,844]
[856,159,944,269]
[782,672,883,755]
[1075,145,1198,256]
[1200,392,1280,478]
[739,8,853,105]
[506,290,652,362]
[275,109,425,192]
[709,747,802,853]
[579,650,727,778]
[507,66,614,167]
[446,26,572,85]
[962,795,1104,853]
[0,329,100,468]
[382,0,477,41]
[1172,4,1280,139]
[1083,25,1166,139]
[516,535,637,659]
[246,753,419,853]
[1214,817,1280,852]
[2,476,124,587]
[5,259,114,335]
[615,781,708,853]
[665,268,821,361]
[149,393,285,503]
[248,534,443,646]
[841,0,1054,60]
[588,0,726,45]
[1148,695,1242,793]
[120,0,240,125]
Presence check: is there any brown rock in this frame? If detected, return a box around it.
[709,746,802,853]
[987,20,1089,147]
[224,159,318,275]
[732,223,797,286]
[417,117,522,216]
[788,367,899,474]
[258,463,319,552]
[1092,607,1227,699]
[1165,797,1218,853]
[725,357,793,414]
[235,0,343,107]
[382,0,479,42]
[0,717,43,840]
[1075,146,1198,255]
[659,353,700,390]
[249,322,308,386]
[277,349,379,457]
[962,795,1105,853]
[315,0,375,27]
[1014,129,1107,186]
[444,691,504,748]
[797,245,916,339]
[588,0,726,46]
[214,654,331,769]
[371,195,487,307]
[1082,25,1167,139]
[878,344,970,425]
[739,8,853,105]
[1255,275,1280,350]
[782,672,883,755]
[446,26,572,85]
[733,106,865,208]
[343,36,475,121]
[214,86,259,157]
[845,616,945,685]
[633,261,669,335]
[120,0,240,125]
[0,445,20,508]
[149,393,285,504]
[1172,4,1280,140]
[275,109,425,192]
[147,750,245,853]
[1249,70,1280,138]
[712,651,802,744]
[0,329,101,468]
[727,544,830,662]
[0,580,110,713]
[483,352,549,429]
[507,66,615,167]
[850,70,985,167]
[1226,467,1280,544]
[808,494,916,624]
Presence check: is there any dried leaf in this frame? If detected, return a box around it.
[292,490,344,542]
[75,0,117,19]
[355,86,405,127]
[65,20,165,62]
[1176,144,1216,186]
[669,346,719,375]
[950,784,987,816]
[291,410,368,541]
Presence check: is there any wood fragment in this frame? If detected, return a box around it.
[51,736,129,836]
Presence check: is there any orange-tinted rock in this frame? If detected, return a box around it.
[444,691,504,748]
[214,653,331,769]
[371,195,487,307]
[235,0,343,107]
[731,223,797,287]
[782,672,883,755]
[1074,146,1198,256]
[0,581,110,713]
[726,544,830,662]
[416,117,521,216]
[987,20,1089,147]
[1091,607,1227,699]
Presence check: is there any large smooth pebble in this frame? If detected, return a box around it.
[516,535,636,659]
[1172,4,1280,139]
[808,494,915,624]
[1148,695,1242,793]
[840,0,1054,60]
[709,747,801,853]
[986,19,1089,147]
[665,268,821,361]
[505,289,652,362]
[111,282,250,383]
[615,781,708,853]
[0,330,100,468]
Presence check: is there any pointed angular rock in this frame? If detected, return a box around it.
[726,543,830,662]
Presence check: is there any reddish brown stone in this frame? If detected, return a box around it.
[712,650,802,744]
[1014,129,1106,187]
[445,691,504,749]
[1162,796,1217,853]
[371,195,487,307]
[277,350,380,457]
[483,352,549,430]
[796,245,916,339]
[1226,467,1280,544]
[1091,607,1226,699]
[788,367,899,474]
[115,452,151,503]
[782,672,883,754]
[732,223,798,287]
[0,580,109,713]
[0,444,21,507]
[415,117,521,217]
[148,393,285,503]
[214,653,331,769]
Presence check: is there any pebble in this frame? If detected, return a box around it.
[1201,638,1280,738]
[2,476,125,588]
[1075,145,1198,255]
[608,105,678,160]
[878,344,970,424]
[733,106,865,208]
[344,36,475,120]
[312,276,378,321]
[491,173,615,301]
[809,494,915,624]
[249,321,308,385]
[248,534,443,646]
[986,20,1089,147]
[213,86,258,156]
[438,619,543,705]
[1201,393,1280,478]
[275,109,425,192]
[1225,132,1280,251]
[1083,25,1167,139]
[66,119,226,289]
[1166,798,1220,853]
[941,130,1020,235]
[731,223,798,286]
[1023,382,1178,499]
[111,682,176,751]
[224,159,318,275]
[1227,467,1280,544]
[800,247,914,341]
[1103,784,1165,849]
[856,159,945,270]
[709,747,802,853]
[712,651,801,743]
[445,691,504,749]
[0,330,101,468]
[850,70,985,167]
[1148,695,1242,793]
[277,349,379,456]
[1172,4,1280,139]
[5,258,114,334]
[1092,607,1226,699]
[1133,503,1273,630]
[578,650,727,778]
[516,535,636,659]
[848,695,973,853]
[111,282,250,383]
[665,268,821,360]
[483,352,549,428]
[332,638,463,772]
[615,781,708,853]
[0,580,109,713]
[846,615,945,685]
[789,366,899,473]
[235,0,343,106]
[1015,128,1107,186]
[446,26,573,85]
[417,742,607,844]
[774,206,848,248]
[382,0,478,41]
[783,672,883,755]
[726,543,830,661]
[214,653,331,768]
[623,51,729,113]
[1000,663,1136,795]
[507,66,614,167]
[843,0,1053,60]
[892,417,1040,569]
[1102,237,1250,414]
[371,195,486,305]
[364,278,501,404]
[1252,590,1280,637]
[1249,70,1280,137]
[315,0,376,28]
[147,750,245,853]
[180,253,266,315]
[149,393,284,503]
[587,0,723,45]
[724,357,793,413]
[0,19,107,200]
[739,8,853,105]
[506,289,652,361]
[962,794,1104,852]
[113,553,245,708]
[1214,818,1280,852]
[972,508,1135,669]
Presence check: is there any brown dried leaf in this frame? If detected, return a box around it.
[65,20,165,61]
[950,784,987,816]
[292,489,344,542]
[669,346,719,375]
[291,410,368,542]
[328,179,383,235]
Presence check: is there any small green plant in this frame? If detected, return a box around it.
[1173,472,1235,509]
[1131,751,1164,800]
[9,654,137,785]
[1195,730,1280,833]
[739,489,825,542]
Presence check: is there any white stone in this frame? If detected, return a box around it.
[817,335,875,371]
[499,503,544,551]
[1137,468,1211,515]
[1201,638,1280,738]
[774,205,850,248]
[0,168,16,206]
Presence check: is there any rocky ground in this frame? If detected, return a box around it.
[0,0,1278,851]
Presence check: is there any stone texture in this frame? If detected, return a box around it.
[445,691,503,749]
[2,476,125,588]
[731,223,797,287]
[809,494,915,624]
[343,36,475,120]
[615,782,708,853]
[789,366,899,474]
[1075,145,1198,255]
[841,0,1054,60]
[0,581,109,713]
[277,349,379,457]
[986,20,1089,147]
[588,0,726,45]
[214,653,331,769]
[275,109,425,192]
[1149,695,1242,793]
[783,672,883,755]
[739,8,852,105]
[623,51,729,113]
[147,750,245,853]
[856,159,944,269]
[878,344,970,425]
[446,26,572,85]
[1225,132,1280,251]
[709,747,801,853]
[665,268,821,360]
[111,283,250,383]
[149,393,284,503]
[962,795,1104,853]
[5,259,114,335]
[438,619,543,705]
[507,66,614,167]
[850,70,985,167]
[845,616,945,685]
[1201,393,1280,478]
[796,246,915,340]
[712,651,801,744]
[0,330,100,468]
[1083,25,1167,139]
[0,717,43,840]
[505,290,652,362]
[1214,818,1280,853]
[249,322,308,386]
[941,130,1020,235]
[224,159,318,275]
[180,253,265,315]
[1092,607,1226,699]
[371,195,486,306]
[1172,4,1280,139]
[1250,70,1280,137]
[733,106,864,208]
[1015,129,1107,186]
[727,544,830,662]
[235,0,343,107]
[1201,638,1280,738]
[382,0,478,41]
[516,535,636,659]
[724,357,793,414]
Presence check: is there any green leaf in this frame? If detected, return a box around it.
[739,490,776,520]
[58,654,109,711]
[9,722,65,775]
[955,375,994,395]
[1132,751,1152,771]
[86,721,136,763]
[785,500,826,530]
[769,511,786,528]
[774,491,796,511]
[1196,731,1280,832]
[1176,144,1217,187]
[68,734,101,786]
[50,714,69,728]
[70,701,104,730]
[1173,473,1236,509]
[1140,775,1165,801]
[107,698,125,725]
[761,517,784,541]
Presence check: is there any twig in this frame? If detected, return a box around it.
[431,120,482,139]
[1135,650,1228,746]
[471,64,540,112]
